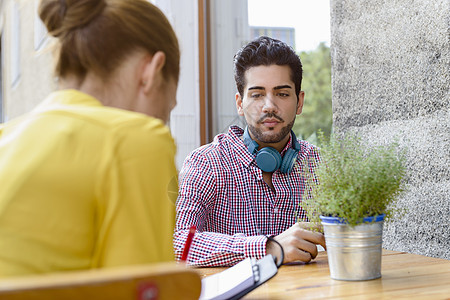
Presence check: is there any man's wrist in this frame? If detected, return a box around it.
[265,235,284,266]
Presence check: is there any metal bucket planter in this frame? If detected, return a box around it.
[320,214,385,281]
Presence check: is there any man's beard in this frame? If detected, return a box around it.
[248,117,295,144]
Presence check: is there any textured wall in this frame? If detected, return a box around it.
[331,0,449,259]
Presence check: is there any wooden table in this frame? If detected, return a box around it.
[195,250,450,299]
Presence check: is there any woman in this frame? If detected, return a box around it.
[0,0,180,277]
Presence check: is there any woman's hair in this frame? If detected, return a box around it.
[39,0,180,82]
[233,36,303,99]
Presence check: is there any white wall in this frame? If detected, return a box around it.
[158,0,250,167]
[1,0,56,122]
[153,0,202,170]
[209,0,249,136]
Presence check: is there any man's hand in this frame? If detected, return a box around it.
[266,222,326,264]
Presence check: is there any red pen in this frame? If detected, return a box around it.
[180,225,196,261]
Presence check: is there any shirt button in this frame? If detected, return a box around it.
[274,208,278,213]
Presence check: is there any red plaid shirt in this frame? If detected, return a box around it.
[174,126,320,266]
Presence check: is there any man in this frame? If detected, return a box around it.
[174,36,325,267]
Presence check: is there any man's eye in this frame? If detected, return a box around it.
[278,92,290,97]
[250,93,263,98]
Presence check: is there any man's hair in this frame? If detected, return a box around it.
[233,36,303,99]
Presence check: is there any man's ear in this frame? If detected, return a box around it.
[141,51,166,93]
[296,91,305,115]
[236,92,244,116]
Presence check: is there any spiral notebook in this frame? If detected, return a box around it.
[199,255,278,300]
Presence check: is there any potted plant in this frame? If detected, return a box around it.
[301,132,406,281]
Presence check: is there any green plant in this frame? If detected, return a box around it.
[301,131,407,227]
[293,42,332,141]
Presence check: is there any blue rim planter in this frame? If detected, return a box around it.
[320,214,385,281]
[320,214,386,224]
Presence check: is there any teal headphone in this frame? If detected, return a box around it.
[243,127,300,173]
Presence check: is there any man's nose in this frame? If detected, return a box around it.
[262,95,277,112]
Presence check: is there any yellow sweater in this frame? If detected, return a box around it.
[0,90,177,277]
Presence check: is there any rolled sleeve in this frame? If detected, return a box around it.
[244,235,268,260]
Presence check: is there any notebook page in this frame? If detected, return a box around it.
[200,258,257,300]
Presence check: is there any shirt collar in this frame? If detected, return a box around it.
[228,125,254,170]
[34,89,103,112]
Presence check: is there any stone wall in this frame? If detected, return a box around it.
[330,0,449,259]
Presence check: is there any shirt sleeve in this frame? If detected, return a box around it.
[174,152,268,267]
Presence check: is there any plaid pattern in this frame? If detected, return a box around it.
[174,125,320,267]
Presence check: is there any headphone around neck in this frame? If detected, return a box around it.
[243,127,300,173]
